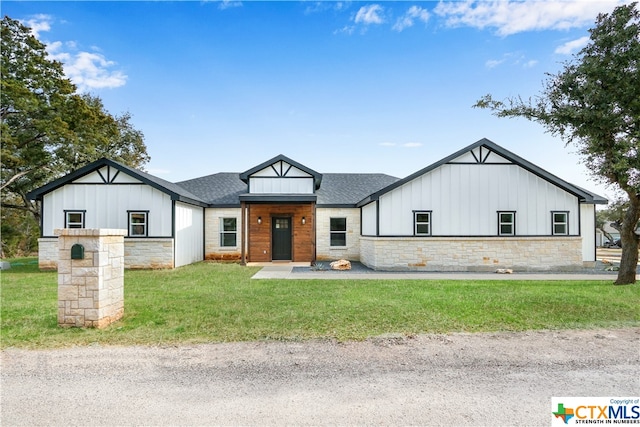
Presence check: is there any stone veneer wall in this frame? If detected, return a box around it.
[204,208,242,261]
[39,237,174,269]
[360,236,583,272]
[38,238,59,270]
[56,228,126,328]
[124,238,174,269]
[316,208,361,261]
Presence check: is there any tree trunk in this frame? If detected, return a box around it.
[615,195,640,285]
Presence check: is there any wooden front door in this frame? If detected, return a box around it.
[272,217,292,260]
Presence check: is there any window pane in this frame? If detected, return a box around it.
[330,218,346,231]
[68,213,82,223]
[500,224,513,234]
[500,213,513,223]
[416,213,430,223]
[554,224,566,234]
[222,218,236,231]
[131,225,145,236]
[221,233,236,247]
[275,219,289,229]
[330,233,346,246]
[416,224,430,234]
[131,213,146,224]
[554,213,566,223]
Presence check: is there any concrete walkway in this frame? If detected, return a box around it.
[250,263,628,281]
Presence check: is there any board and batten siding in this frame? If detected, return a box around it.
[248,161,314,194]
[580,203,597,264]
[377,164,580,236]
[41,169,173,237]
[361,202,377,236]
[174,202,204,268]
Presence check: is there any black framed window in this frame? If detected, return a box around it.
[65,210,85,229]
[498,211,515,236]
[330,217,347,247]
[220,218,237,247]
[128,211,148,237]
[552,211,569,235]
[414,211,432,236]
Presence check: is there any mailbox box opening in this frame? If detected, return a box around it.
[71,244,85,260]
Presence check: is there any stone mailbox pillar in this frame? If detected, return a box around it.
[55,229,127,328]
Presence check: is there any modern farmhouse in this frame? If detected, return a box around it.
[28,138,607,272]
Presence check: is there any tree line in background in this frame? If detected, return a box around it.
[476,3,639,285]
[1,16,149,257]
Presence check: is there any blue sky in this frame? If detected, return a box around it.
[4,1,630,199]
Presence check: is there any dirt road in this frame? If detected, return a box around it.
[2,328,638,426]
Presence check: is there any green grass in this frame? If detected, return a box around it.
[1,258,639,349]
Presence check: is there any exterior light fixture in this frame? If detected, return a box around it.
[257,216,262,225]
[302,217,306,225]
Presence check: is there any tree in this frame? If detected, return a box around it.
[474,3,640,285]
[1,16,149,252]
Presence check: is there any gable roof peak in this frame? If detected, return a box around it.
[239,154,323,189]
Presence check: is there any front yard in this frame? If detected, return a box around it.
[1,259,638,349]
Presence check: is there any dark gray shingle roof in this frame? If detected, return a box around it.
[176,173,247,206]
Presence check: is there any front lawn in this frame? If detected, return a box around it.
[1,259,638,348]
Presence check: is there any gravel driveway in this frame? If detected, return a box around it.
[2,328,638,426]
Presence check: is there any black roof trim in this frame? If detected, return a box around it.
[356,138,607,206]
[26,158,208,207]
[238,194,317,203]
[239,154,323,190]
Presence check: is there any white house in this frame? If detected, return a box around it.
[28,138,606,271]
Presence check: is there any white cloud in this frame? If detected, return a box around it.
[555,36,590,54]
[218,1,242,10]
[22,14,52,39]
[485,58,505,69]
[393,5,430,32]
[354,4,385,25]
[523,59,538,68]
[434,0,626,36]
[47,42,127,92]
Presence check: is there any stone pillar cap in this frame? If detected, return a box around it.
[54,229,128,237]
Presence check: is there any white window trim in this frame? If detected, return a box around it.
[330,217,347,247]
[414,211,432,236]
[552,211,569,236]
[498,211,516,236]
[65,210,85,229]
[128,211,148,237]
[219,217,238,247]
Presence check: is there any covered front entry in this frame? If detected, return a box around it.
[272,217,292,260]
[241,202,316,263]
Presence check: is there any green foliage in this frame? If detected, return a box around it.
[475,3,640,284]
[1,15,150,255]
[2,260,638,349]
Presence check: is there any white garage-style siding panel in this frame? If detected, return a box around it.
[361,202,377,236]
[377,164,580,236]
[580,204,596,263]
[174,202,204,268]
[41,184,173,237]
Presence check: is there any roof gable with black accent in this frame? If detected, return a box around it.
[356,138,607,206]
[26,158,208,207]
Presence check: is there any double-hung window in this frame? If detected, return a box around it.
[220,218,237,247]
[498,211,515,236]
[330,218,347,247]
[414,211,432,236]
[552,211,569,235]
[65,210,85,229]
[128,211,148,237]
